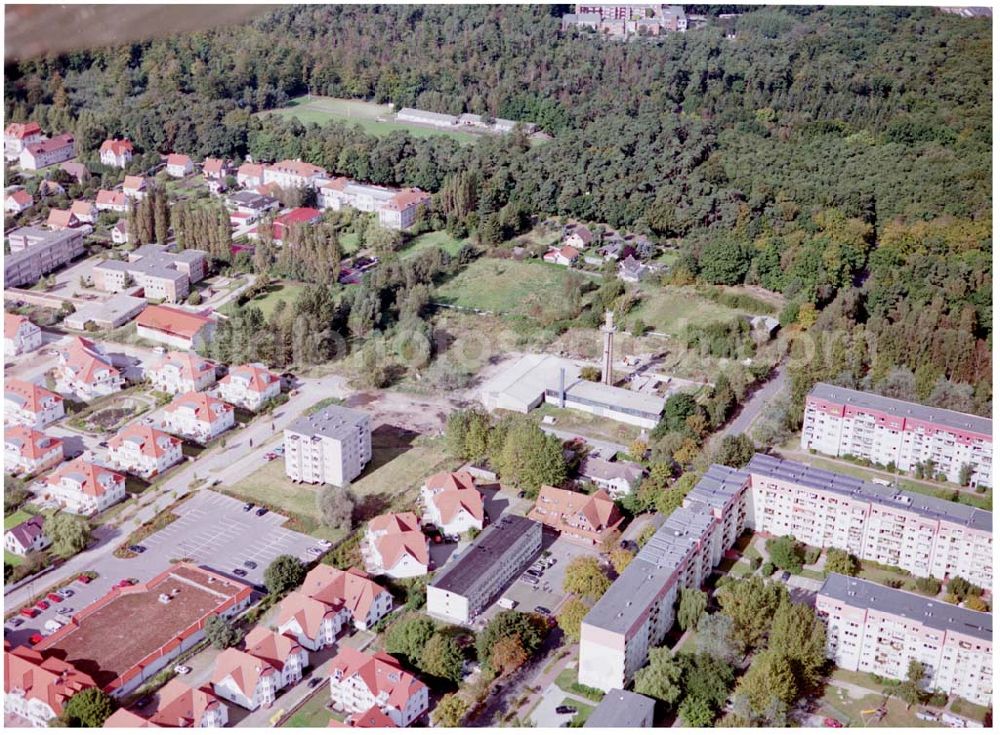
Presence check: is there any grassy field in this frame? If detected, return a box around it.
[535,404,641,447]
[818,685,935,728]
[263,96,482,144]
[222,280,308,318]
[4,510,33,566]
[282,688,336,727]
[402,230,467,259]
[631,284,746,337]
[435,258,583,315]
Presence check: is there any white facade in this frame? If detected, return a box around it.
[148,354,217,394]
[107,427,183,479]
[100,140,133,168]
[4,381,66,429]
[3,689,58,728]
[212,669,280,712]
[216,363,281,411]
[162,392,235,443]
[284,408,372,487]
[5,315,42,357]
[328,651,429,728]
[46,461,127,516]
[4,123,44,160]
[4,427,63,476]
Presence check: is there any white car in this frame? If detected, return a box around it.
[173,664,191,675]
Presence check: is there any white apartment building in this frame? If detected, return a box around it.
[5,121,44,160]
[363,512,430,579]
[166,153,194,177]
[243,627,309,690]
[427,515,542,624]
[106,425,183,479]
[747,453,993,592]
[328,648,430,727]
[44,458,127,516]
[802,383,992,488]
[99,138,133,168]
[5,312,43,357]
[5,226,86,288]
[317,178,430,230]
[4,425,63,476]
[211,648,283,712]
[284,407,372,487]
[421,470,485,536]
[817,574,992,707]
[19,134,76,170]
[162,391,235,443]
[55,336,124,400]
[216,363,281,411]
[4,379,66,428]
[148,351,217,394]
[261,159,327,189]
[277,591,353,652]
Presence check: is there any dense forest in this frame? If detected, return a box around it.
[4,5,991,412]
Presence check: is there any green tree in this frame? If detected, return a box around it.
[432,693,468,727]
[717,576,788,653]
[768,601,828,688]
[678,696,715,727]
[677,587,708,632]
[653,393,698,437]
[555,597,590,643]
[695,613,742,666]
[608,548,635,574]
[62,688,115,727]
[204,614,243,649]
[316,484,355,530]
[712,434,755,468]
[562,556,611,600]
[633,646,684,705]
[494,418,567,494]
[946,576,982,601]
[697,237,753,285]
[476,611,546,663]
[735,649,798,712]
[491,634,528,675]
[385,615,437,667]
[263,554,306,595]
[44,514,91,557]
[765,535,805,574]
[420,632,465,682]
[824,548,860,577]
[682,652,735,710]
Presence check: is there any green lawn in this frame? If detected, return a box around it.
[559,696,595,726]
[536,404,641,447]
[222,281,308,318]
[435,258,585,315]
[4,510,31,530]
[630,284,746,337]
[282,688,335,727]
[402,230,467,258]
[819,686,936,728]
[263,96,482,144]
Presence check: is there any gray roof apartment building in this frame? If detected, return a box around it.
[92,243,207,304]
[584,688,656,728]
[283,407,372,488]
[4,227,85,288]
[426,514,542,624]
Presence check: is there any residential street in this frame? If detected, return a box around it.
[721,360,788,437]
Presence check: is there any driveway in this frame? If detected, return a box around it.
[531,683,578,727]
[721,360,787,437]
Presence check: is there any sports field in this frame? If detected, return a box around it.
[263,96,481,144]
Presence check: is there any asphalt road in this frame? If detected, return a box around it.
[721,360,788,438]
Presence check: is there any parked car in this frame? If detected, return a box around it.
[11,617,24,627]
[265,452,277,461]
[59,589,74,598]
[46,592,63,603]
[534,606,552,616]
[243,560,257,569]
[243,502,255,511]
[555,705,577,715]
[823,718,844,728]
[57,607,73,615]
[44,619,64,633]
[916,711,939,723]
[77,575,92,584]
[308,677,323,688]
[274,445,285,456]
[317,539,332,548]
[114,578,135,589]
[232,568,248,578]
[128,545,146,554]
[98,441,109,448]
[255,507,268,517]
[20,607,38,618]
[173,665,191,675]
[28,633,44,645]
[517,490,527,498]
[135,696,152,709]
[780,571,791,582]
[36,600,50,610]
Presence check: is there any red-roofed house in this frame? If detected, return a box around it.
[46,208,81,230]
[165,153,194,178]
[378,188,431,230]
[4,379,65,428]
[236,162,264,188]
[44,458,127,515]
[55,336,123,399]
[211,648,281,712]
[5,312,42,357]
[4,646,97,727]
[421,471,485,536]
[564,225,595,251]
[123,175,147,200]
[277,566,392,650]
[5,188,33,214]
[148,351,217,394]
[136,305,215,350]
[270,207,323,244]
[96,189,128,212]
[162,391,234,443]
[263,159,328,189]
[528,486,624,546]
[202,158,230,180]
[333,706,398,728]
[4,425,63,476]
[543,245,581,267]
[328,648,429,727]
[20,134,76,170]
[106,680,229,728]
[107,425,183,479]
[100,138,133,168]
[363,512,429,578]
[4,514,50,556]
[5,121,43,160]
[216,363,280,411]
[70,199,98,223]
[244,627,308,688]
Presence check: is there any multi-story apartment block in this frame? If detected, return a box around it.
[99,138,133,168]
[148,351,217,394]
[262,159,328,190]
[19,134,76,170]
[4,379,65,429]
[816,574,992,706]
[162,391,235,443]
[284,407,372,487]
[4,646,97,727]
[93,243,207,304]
[747,454,993,591]
[244,627,308,690]
[317,178,430,230]
[44,458,127,515]
[5,425,63,476]
[106,424,183,479]
[363,512,430,579]
[4,227,85,287]
[5,312,42,357]
[328,648,429,727]
[55,336,124,400]
[563,4,687,36]
[5,121,44,160]
[528,486,624,546]
[420,470,485,536]
[216,363,281,411]
[277,590,353,652]
[802,383,992,488]
[106,680,229,728]
[427,514,542,624]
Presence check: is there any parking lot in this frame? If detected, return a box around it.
[139,491,327,586]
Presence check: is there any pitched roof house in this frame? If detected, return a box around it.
[4,514,50,557]
[4,378,65,428]
[4,312,42,357]
[166,153,194,177]
[216,363,281,411]
[5,188,33,214]
[148,351,217,394]
[210,648,281,712]
[95,189,127,212]
[4,425,63,476]
[543,245,581,266]
[55,336,123,399]
[106,680,228,728]
[528,486,624,546]
[364,512,429,579]
[136,305,215,350]
[46,208,80,230]
[421,471,485,535]
[44,458,127,515]
[328,648,430,727]
[100,138,133,168]
[4,646,97,727]
[106,424,183,479]
[122,175,147,200]
[285,565,393,636]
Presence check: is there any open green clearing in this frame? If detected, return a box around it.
[222,280,308,318]
[5,510,34,566]
[535,404,641,447]
[262,96,482,144]
[435,258,584,315]
[282,687,337,727]
[402,230,467,259]
[630,284,747,337]
[819,685,936,728]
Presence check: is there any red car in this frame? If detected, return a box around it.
[823,718,844,728]
[20,607,38,618]
[77,575,92,584]
[35,600,50,610]
[28,633,44,645]
[114,579,135,589]
[46,593,63,603]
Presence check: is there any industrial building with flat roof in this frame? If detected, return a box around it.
[817,574,992,706]
[63,293,147,331]
[427,514,542,624]
[284,406,372,487]
[802,382,992,487]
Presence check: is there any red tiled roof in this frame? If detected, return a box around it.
[528,486,623,542]
[5,425,62,460]
[70,200,95,217]
[5,121,41,139]
[8,189,32,206]
[383,188,430,212]
[297,565,389,625]
[108,424,180,459]
[266,159,326,178]
[165,391,233,424]
[153,351,216,382]
[244,627,302,673]
[45,458,125,498]
[202,158,226,176]
[136,305,213,340]
[96,190,126,207]
[166,153,192,167]
[329,648,427,710]
[375,531,429,569]
[318,177,350,192]
[123,175,146,191]
[236,162,263,179]
[146,680,224,728]
[5,312,33,338]
[346,706,397,728]
[59,336,120,385]
[100,138,133,156]
[211,648,275,699]
[4,378,63,413]
[368,512,420,535]
[46,208,78,229]
[25,134,74,155]
[4,646,96,718]
[219,363,279,393]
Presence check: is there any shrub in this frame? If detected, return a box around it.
[761,561,775,576]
